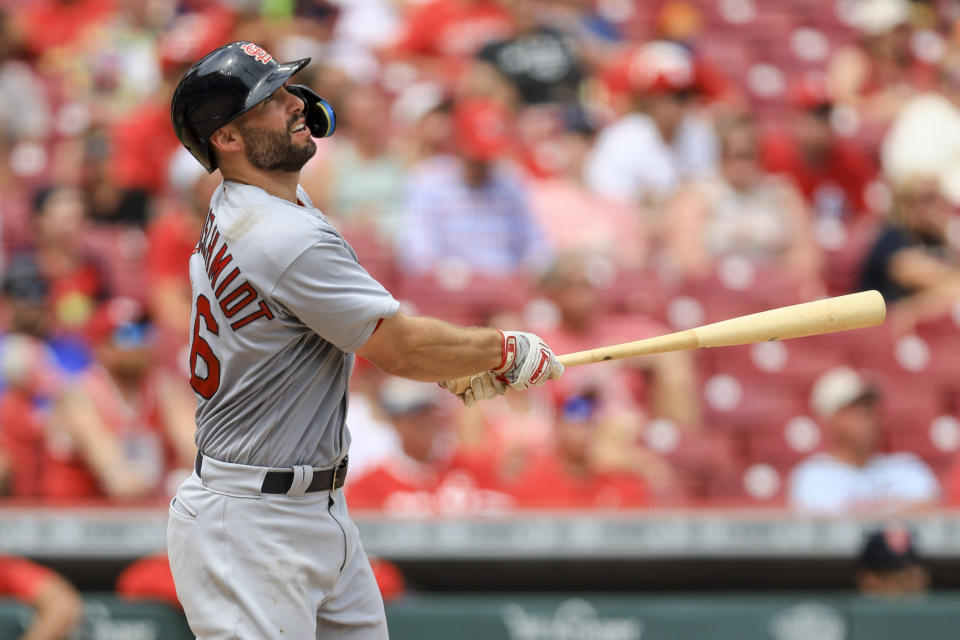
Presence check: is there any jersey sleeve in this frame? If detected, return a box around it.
[271,238,400,353]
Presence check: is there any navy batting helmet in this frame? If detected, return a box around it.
[171,41,336,172]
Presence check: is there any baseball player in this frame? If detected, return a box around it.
[166,41,564,639]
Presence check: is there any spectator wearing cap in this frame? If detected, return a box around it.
[395,98,550,276]
[883,48,960,207]
[43,297,196,502]
[788,367,940,514]
[346,378,509,515]
[663,116,824,298]
[761,73,877,219]
[858,174,960,332]
[856,524,930,596]
[0,553,83,640]
[828,0,936,143]
[585,40,718,209]
[508,390,667,509]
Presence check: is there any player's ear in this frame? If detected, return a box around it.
[210,126,243,154]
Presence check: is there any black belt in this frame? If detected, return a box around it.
[194,453,348,494]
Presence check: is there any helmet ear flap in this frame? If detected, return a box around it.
[287,84,336,138]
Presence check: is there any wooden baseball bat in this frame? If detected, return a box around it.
[447,290,885,394]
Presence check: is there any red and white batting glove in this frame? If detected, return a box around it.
[493,330,564,391]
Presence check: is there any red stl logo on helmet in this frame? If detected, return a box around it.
[240,43,273,65]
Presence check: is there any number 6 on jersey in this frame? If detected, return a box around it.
[190,294,221,399]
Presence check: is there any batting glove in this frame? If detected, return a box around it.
[455,371,508,407]
[493,330,564,391]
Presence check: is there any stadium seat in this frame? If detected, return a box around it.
[745,414,825,466]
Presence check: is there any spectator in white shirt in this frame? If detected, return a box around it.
[585,41,718,209]
[788,367,940,514]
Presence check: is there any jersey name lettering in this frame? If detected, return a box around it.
[197,210,275,331]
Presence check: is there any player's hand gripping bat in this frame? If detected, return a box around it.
[443,290,886,397]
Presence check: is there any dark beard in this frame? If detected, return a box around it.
[238,121,316,172]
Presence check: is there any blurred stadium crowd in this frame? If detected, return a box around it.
[1,0,960,523]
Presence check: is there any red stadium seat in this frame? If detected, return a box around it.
[338,222,398,293]
[884,414,960,467]
[745,414,825,466]
[701,371,807,432]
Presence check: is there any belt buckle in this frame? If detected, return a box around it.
[330,460,341,491]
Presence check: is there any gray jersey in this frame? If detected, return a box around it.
[188,180,399,468]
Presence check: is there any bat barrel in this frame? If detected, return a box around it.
[693,290,886,348]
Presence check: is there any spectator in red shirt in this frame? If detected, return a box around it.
[761,74,877,219]
[11,0,113,60]
[346,378,510,515]
[509,391,657,509]
[43,297,196,502]
[0,344,55,499]
[146,150,220,371]
[0,554,83,640]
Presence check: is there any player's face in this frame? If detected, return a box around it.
[235,87,317,173]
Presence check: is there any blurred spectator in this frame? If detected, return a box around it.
[396,0,514,81]
[395,99,550,275]
[367,557,407,602]
[147,149,220,370]
[116,552,180,609]
[883,48,960,206]
[346,378,510,515]
[858,175,960,331]
[27,186,110,335]
[474,0,584,106]
[586,41,718,208]
[788,367,940,514]
[393,90,455,165]
[537,252,700,430]
[301,83,407,240]
[10,0,114,60]
[0,553,83,640]
[0,254,86,385]
[43,297,196,502]
[509,391,664,508]
[100,75,182,222]
[664,116,823,297]
[761,74,877,219]
[526,114,648,268]
[828,0,936,142]
[343,358,401,478]
[113,548,407,607]
[0,332,59,499]
[0,257,85,498]
[856,524,930,596]
[0,10,50,143]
